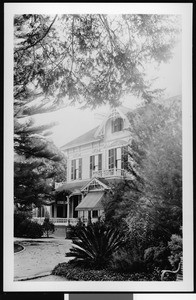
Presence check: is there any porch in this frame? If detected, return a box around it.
[92,168,131,178]
[33,217,100,226]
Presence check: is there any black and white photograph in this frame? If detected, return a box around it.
[4,3,193,292]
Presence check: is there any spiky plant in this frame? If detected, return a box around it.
[66,222,125,268]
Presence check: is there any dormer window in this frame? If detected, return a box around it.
[112,118,123,133]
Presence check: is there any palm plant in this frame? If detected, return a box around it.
[66,222,125,268]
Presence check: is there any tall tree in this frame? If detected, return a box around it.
[103,96,182,247]
[14,118,66,210]
[127,96,182,243]
[14,14,181,113]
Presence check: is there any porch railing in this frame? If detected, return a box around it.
[92,168,127,178]
[33,217,78,225]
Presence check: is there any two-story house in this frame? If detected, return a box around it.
[33,106,133,234]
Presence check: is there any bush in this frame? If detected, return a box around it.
[52,261,161,281]
[25,220,43,238]
[168,234,182,268]
[144,243,170,271]
[110,249,146,274]
[66,221,125,269]
[42,216,55,237]
[14,211,31,237]
[14,211,43,238]
[66,218,85,239]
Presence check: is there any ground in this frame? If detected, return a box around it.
[14,237,73,281]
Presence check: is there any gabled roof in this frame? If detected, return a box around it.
[61,126,99,150]
[61,106,132,150]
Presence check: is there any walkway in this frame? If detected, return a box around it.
[14,237,73,281]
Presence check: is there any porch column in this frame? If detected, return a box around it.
[54,205,57,218]
[66,196,70,219]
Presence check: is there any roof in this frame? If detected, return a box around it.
[61,106,132,150]
[56,177,127,193]
[75,191,104,211]
[55,180,89,192]
[61,126,99,150]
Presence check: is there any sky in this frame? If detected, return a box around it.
[33,40,182,148]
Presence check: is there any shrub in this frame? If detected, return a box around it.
[110,249,146,273]
[66,221,125,268]
[24,220,43,238]
[66,218,85,239]
[42,215,55,237]
[168,234,182,268]
[14,212,43,238]
[52,261,161,281]
[14,211,31,237]
[144,243,170,271]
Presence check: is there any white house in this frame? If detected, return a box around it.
[33,106,133,233]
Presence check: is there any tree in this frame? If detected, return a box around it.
[125,96,182,246]
[13,14,181,210]
[103,96,182,251]
[14,14,181,112]
[14,118,66,210]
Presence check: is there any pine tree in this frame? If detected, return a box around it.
[14,117,66,210]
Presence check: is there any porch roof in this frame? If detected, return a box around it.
[55,180,89,193]
[75,191,104,211]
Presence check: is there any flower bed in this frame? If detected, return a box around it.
[52,261,162,281]
[14,243,24,253]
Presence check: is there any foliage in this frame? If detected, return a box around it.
[14,210,31,236]
[168,234,182,268]
[126,97,182,240]
[14,243,24,253]
[52,260,161,281]
[102,97,182,271]
[14,212,43,238]
[14,118,66,210]
[66,221,125,268]
[110,249,145,274]
[144,243,171,271]
[14,14,181,111]
[103,179,139,229]
[14,14,181,211]
[42,212,55,237]
[66,218,85,239]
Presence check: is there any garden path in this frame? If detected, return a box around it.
[14,237,72,281]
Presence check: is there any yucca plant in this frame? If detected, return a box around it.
[66,221,125,268]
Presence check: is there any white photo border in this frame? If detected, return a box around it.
[4,2,193,292]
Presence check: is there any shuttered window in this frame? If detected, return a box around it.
[71,158,82,180]
[90,154,102,177]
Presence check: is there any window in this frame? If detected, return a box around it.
[108,148,117,169]
[90,154,102,177]
[112,118,123,133]
[108,146,129,170]
[71,158,82,180]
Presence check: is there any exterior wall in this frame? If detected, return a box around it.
[64,115,131,183]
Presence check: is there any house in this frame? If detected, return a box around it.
[33,106,134,234]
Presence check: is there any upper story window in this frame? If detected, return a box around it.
[71,158,82,180]
[90,154,102,177]
[112,118,123,133]
[108,146,128,170]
